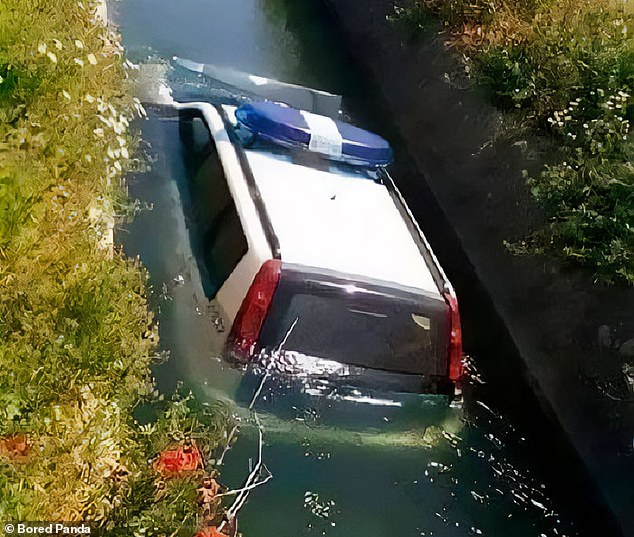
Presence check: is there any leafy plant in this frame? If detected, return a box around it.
[392,0,634,283]
[0,0,232,531]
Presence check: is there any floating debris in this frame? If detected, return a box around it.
[304,491,337,520]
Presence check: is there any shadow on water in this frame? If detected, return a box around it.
[258,0,360,95]
[113,0,622,535]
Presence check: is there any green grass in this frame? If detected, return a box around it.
[394,0,634,284]
[0,0,232,531]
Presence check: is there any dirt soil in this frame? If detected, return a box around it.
[322,0,634,535]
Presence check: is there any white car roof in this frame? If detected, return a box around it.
[245,149,440,296]
[218,104,441,296]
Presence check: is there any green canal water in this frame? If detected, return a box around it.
[112,1,594,535]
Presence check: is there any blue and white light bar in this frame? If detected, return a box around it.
[235,101,393,168]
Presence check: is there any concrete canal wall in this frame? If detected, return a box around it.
[322,1,634,535]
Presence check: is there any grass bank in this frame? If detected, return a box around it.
[394,0,634,284]
[0,1,231,533]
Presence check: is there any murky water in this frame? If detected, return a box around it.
[112,1,601,536]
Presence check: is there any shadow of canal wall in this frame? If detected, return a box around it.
[321,0,634,535]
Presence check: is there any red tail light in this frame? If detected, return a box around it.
[443,291,463,382]
[227,259,282,363]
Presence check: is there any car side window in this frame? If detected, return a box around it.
[184,115,248,298]
[204,205,247,296]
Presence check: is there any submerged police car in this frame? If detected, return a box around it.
[174,96,463,396]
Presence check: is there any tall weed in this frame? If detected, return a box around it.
[0,0,231,529]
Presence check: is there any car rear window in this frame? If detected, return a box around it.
[258,266,449,377]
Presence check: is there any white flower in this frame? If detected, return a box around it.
[97,114,111,127]
[53,39,63,50]
[46,51,57,64]
[75,39,84,49]
[73,58,84,66]
[37,42,47,54]
[87,53,97,65]
[133,101,147,117]
[93,127,104,138]
[124,59,140,70]
[62,90,71,101]
[84,94,95,103]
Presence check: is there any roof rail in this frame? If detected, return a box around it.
[380,168,454,298]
